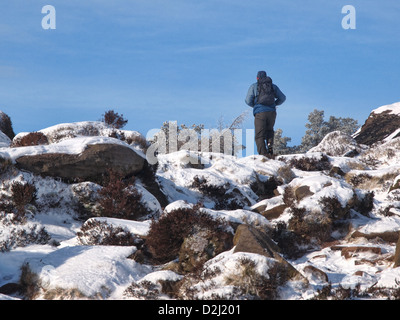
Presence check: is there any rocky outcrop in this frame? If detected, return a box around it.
[261,204,287,220]
[354,102,400,146]
[294,185,314,201]
[179,226,233,272]
[0,111,15,140]
[302,265,329,284]
[233,225,306,281]
[309,131,364,157]
[15,143,145,182]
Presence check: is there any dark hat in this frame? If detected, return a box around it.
[257,71,267,79]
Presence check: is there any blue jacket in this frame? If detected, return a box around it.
[245,82,286,115]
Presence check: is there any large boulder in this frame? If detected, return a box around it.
[14,140,145,182]
[354,102,400,146]
[178,226,233,273]
[233,224,306,282]
[0,111,15,140]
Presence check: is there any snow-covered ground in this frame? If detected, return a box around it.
[1,116,400,301]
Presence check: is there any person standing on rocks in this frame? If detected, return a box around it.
[245,70,286,158]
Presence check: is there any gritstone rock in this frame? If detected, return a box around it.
[15,143,145,182]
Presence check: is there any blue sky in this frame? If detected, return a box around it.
[1,0,399,146]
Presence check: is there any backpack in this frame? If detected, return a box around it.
[257,76,275,106]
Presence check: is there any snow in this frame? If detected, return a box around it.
[2,111,400,300]
[384,128,400,142]
[186,248,278,299]
[1,121,147,164]
[357,216,400,234]
[0,131,10,148]
[0,136,145,164]
[140,270,183,284]
[371,102,400,116]
[84,217,151,237]
[26,245,151,298]
[156,150,282,208]
[164,200,270,229]
[290,174,355,208]
[203,207,270,229]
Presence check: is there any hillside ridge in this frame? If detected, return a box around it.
[1,102,400,300]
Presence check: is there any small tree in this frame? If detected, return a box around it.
[299,109,359,152]
[325,115,359,136]
[273,128,293,155]
[97,170,150,220]
[300,109,330,152]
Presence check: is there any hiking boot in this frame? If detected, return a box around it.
[261,153,274,160]
[267,145,274,158]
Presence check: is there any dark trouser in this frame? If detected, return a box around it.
[254,111,277,156]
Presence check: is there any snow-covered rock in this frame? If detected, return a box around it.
[2,105,400,300]
[309,131,365,157]
[0,131,10,148]
[8,137,145,182]
[354,101,400,146]
[25,245,152,299]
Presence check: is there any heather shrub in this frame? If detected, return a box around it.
[354,191,375,216]
[11,181,37,221]
[71,182,102,220]
[43,122,100,143]
[348,173,373,187]
[108,130,150,152]
[124,280,161,299]
[288,206,333,245]
[288,154,332,172]
[224,257,288,300]
[0,212,51,252]
[271,221,304,259]
[360,155,380,169]
[77,219,139,246]
[101,110,128,129]
[179,254,289,299]
[145,204,231,264]
[192,176,228,198]
[97,170,152,221]
[319,196,349,220]
[12,181,37,208]
[19,263,41,300]
[191,176,248,210]
[43,287,88,300]
[12,132,48,147]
